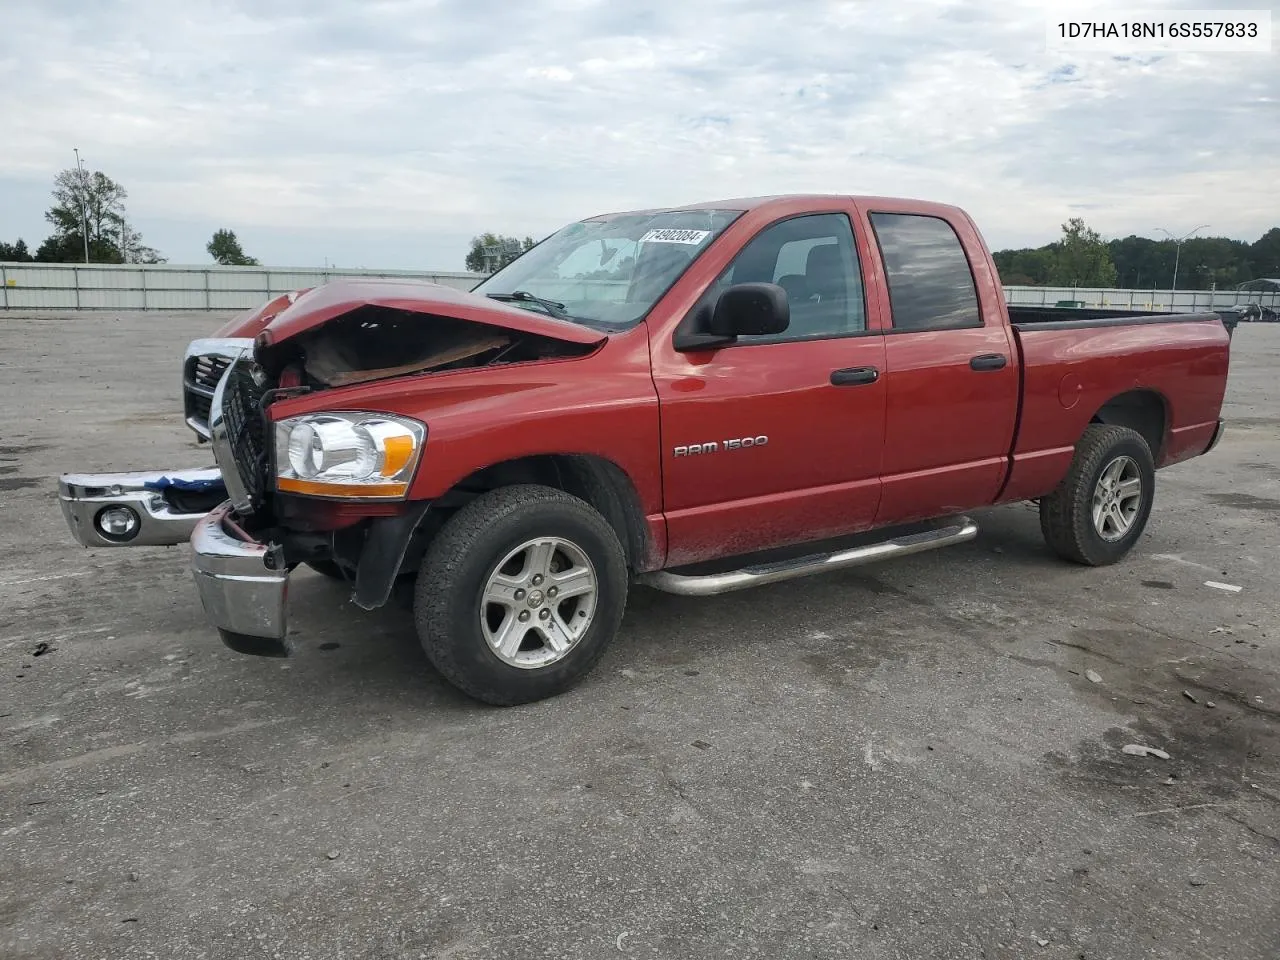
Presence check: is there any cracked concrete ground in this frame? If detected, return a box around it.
[1,312,1277,959]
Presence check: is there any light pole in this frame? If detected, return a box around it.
[1155,224,1209,293]
[73,148,90,263]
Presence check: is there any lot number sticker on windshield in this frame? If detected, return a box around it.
[640,229,710,245]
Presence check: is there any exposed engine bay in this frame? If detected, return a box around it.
[257,304,598,390]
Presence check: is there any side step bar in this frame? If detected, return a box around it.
[638,518,979,597]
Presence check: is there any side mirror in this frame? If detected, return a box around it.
[710,282,790,337]
[674,282,790,351]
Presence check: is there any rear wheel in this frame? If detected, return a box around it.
[1039,424,1155,566]
[414,484,628,705]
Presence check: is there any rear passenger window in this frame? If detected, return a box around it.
[869,213,980,331]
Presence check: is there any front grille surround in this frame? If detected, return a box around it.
[182,338,255,439]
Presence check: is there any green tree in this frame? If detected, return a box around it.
[0,238,32,262]
[465,233,536,273]
[118,223,165,264]
[39,167,162,263]
[207,228,260,266]
[993,247,1054,285]
[1048,218,1117,287]
[1106,235,1169,288]
[1249,228,1280,279]
[34,233,123,263]
[996,225,1280,289]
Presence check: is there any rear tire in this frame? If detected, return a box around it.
[1039,424,1155,566]
[414,484,628,706]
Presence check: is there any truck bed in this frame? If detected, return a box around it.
[995,306,1231,504]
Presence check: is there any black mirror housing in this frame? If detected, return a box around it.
[672,282,790,352]
[709,282,790,338]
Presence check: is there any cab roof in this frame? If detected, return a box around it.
[590,193,969,221]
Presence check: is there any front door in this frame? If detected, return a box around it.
[649,210,888,567]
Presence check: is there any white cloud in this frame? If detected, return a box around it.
[0,0,1276,268]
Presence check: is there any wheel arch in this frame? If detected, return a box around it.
[1088,388,1169,463]
[430,453,654,572]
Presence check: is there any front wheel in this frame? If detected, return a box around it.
[414,484,628,705]
[1039,424,1156,566]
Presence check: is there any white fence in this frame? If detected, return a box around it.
[0,262,485,311]
[1,261,1278,313]
[1003,284,1279,312]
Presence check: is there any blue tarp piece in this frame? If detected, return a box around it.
[143,475,227,493]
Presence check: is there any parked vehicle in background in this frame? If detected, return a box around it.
[1230,303,1278,323]
[59,195,1232,705]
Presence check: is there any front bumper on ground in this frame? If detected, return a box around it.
[191,502,290,640]
[59,467,224,547]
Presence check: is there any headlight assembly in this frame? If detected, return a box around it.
[273,412,425,498]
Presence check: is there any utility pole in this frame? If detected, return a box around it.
[73,148,90,264]
[1155,224,1209,293]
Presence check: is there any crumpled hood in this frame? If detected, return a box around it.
[211,290,308,339]
[217,278,606,348]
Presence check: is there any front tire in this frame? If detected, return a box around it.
[1039,424,1156,566]
[414,484,628,705]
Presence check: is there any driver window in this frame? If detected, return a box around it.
[707,213,866,343]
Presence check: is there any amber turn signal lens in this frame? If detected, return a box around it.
[380,434,416,477]
[277,477,409,499]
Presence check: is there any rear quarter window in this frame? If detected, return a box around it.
[869,213,981,331]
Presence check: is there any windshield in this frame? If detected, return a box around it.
[472,209,742,329]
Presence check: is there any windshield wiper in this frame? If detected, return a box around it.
[486,290,570,320]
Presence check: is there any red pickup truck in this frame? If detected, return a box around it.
[59,195,1231,704]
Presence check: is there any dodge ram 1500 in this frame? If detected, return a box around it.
[59,195,1231,704]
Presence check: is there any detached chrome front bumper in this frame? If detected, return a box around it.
[191,502,289,640]
[59,467,225,547]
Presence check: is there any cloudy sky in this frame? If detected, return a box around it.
[1,0,1276,270]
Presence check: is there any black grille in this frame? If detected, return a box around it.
[184,354,234,435]
[187,391,212,426]
[191,354,232,390]
[221,365,270,509]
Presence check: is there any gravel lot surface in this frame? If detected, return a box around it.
[2,312,1277,959]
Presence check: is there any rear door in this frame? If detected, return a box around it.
[649,209,888,567]
[858,207,1019,525]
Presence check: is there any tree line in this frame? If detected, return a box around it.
[7,168,1276,287]
[1,166,259,266]
[464,233,536,273]
[994,219,1280,290]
